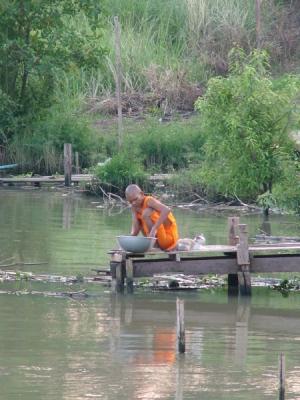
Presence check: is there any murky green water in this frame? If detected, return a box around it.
[1,189,300,399]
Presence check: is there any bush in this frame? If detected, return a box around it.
[195,48,300,201]
[94,153,149,193]
[124,118,205,172]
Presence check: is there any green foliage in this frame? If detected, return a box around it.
[0,89,17,144]
[271,155,300,213]
[123,118,205,172]
[0,0,106,116]
[94,153,148,193]
[195,48,300,201]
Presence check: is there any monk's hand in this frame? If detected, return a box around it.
[149,227,157,238]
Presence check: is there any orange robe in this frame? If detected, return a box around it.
[135,195,179,251]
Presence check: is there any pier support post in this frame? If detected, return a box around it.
[227,217,240,296]
[64,143,72,187]
[126,258,134,293]
[110,253,125,293]
[176,298,185,353]
[237,224,251,296]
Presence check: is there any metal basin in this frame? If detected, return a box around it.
[117,235,156,253]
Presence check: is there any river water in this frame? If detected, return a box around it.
[1,189,300,399]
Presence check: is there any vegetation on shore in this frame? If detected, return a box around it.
[1,0,300,210]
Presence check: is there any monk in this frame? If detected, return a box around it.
[125,184,179,251]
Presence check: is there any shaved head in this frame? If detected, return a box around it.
[125,184,142,199]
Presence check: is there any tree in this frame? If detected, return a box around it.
[195,48,300,202]
[0,0,106,116]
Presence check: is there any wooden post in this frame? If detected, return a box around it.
[126,258,134,293]
[110,253,125,293]
[114,16,123,149]
[255,0,262,48]
[237,224,251,296]
[228,216,240,246]
[279,353,285,400]
[176,298,185,353]
[75,151,80,174]
[64,143,72,187]
[228,217,240,296]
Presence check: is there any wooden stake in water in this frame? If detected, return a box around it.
[176,298,185,353]
[279,353,285,400]
[64,143,72,187]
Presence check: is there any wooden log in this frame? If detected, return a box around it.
[237,224,251,296]
[279,353,285,400]
[176,298,185,353]
[126,258,134,293]
[64,143,72,187]
[227,217,240,295]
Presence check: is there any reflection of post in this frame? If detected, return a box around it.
[234,298,250,366]
[260,215,271,236]
[279,353,285,400]
[175,357,184,400]
[109,294,122,353]
[227,217,240,296]
[176,298,185,353]
[62,196,72,229]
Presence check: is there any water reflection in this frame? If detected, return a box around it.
[0,290,300,398]
[2,190,300,398]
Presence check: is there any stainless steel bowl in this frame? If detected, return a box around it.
[117,235,156,253]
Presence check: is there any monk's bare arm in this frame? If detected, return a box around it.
[131,211,141,235]
[147,197,172,236]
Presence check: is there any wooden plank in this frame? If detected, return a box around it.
[250,243,300,251]
[251,254,300,272]
[132,257,238,277]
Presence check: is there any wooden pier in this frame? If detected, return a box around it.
[0,174,93,186]
[110,217,300,296]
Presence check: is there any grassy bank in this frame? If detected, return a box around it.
[1,0,300,209]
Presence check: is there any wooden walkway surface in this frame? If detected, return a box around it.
[0,174,93,184]
[109,217,300,296]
